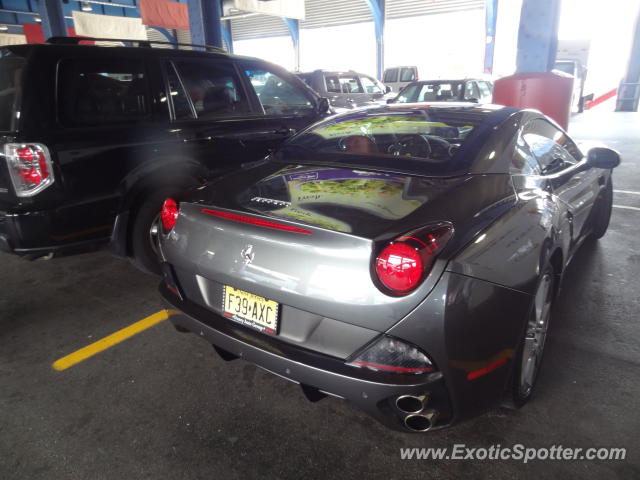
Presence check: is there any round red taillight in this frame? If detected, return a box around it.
[160,198,179,232]
[375,242,424,293]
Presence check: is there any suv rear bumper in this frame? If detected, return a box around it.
[0,209,110,256]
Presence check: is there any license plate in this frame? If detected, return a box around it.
[222,285,279,335]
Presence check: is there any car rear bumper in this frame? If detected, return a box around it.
[160,282,454,432]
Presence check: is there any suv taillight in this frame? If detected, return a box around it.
[374,223,453,295]
[4,143,54,197]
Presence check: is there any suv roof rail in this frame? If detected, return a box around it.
[46,36,227,53]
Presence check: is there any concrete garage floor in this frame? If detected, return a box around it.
[1,110,639,480]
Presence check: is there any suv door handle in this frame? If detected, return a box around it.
[273,127,296,136]
[183,135,212,143]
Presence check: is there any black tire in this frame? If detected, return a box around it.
[130,188,180,275]
[590,180,613,239]
[503,263,555,409]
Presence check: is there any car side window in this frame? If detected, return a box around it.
[338,74,363,94]
[244,67,315,116]
[511,134,542,175]
[171,59,249,120]
[463,81,480,101]
[360,75,383,94]
[383,68,398,83]
[523,119,583,174]
[57,58,150,126]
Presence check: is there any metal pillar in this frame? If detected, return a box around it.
[483,0,499,74]
[188,0,223,48]
[364,0,385,80]
[516,0,561,73]
[283,18,299,71]
[616,8,640,111]
[222,20,233,53]
[37,0,66,40]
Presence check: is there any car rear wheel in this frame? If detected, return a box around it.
[590,180,613,239]
[503,264,555,409]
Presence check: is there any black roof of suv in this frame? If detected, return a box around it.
[0,38,329,273]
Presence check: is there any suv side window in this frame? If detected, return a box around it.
[58,58,150,126]
[383,68,398,83]
[523,119,583,174]
[464,81,480,101]
[170,59,249,119]
[244,66,315,116]
[337,74,363,94]
[164,61,195,120]
[324,75,342,94]
[477,81,492,100]
[360,75,383,94]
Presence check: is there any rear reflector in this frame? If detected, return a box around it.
[201,209,312,235]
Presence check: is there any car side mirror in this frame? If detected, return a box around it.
[385,85,391,94]
[317,97,331,114]
[468,97,479,103]
[386,98,395,104]
[587,147,621,169]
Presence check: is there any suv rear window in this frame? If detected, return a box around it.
[400,68,416,82]
[383,68,398,83]
[57,58,150,126]
[0,51,26,131]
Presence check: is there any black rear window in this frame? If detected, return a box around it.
[0,50,26,131]
[57,58,151,126]
[277,106,497,176]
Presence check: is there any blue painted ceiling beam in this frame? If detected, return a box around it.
[364,0,385,80]
[37,0,66,38]
[516,0,561,72]
[283,17,299,70]
[188,0,222,48]
[484,0,498,74]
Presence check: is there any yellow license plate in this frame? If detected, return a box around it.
[222,285,279,335]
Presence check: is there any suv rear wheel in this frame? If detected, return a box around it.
[130,188,184,275]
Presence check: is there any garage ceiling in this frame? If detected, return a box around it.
[231,0,484,41]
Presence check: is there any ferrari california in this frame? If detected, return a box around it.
[157,103,620,432]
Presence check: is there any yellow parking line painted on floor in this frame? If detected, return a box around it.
[613,205,640,212]
[52,309,180,371]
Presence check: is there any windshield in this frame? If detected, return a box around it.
[278,106,492,175]
[395,81,465,103]
[0,50,26,131]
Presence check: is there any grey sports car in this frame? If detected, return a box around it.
[158,103,620,432]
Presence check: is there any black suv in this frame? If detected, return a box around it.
[0,37,329,272]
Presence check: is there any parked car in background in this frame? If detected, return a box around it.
[383,65,418,92]
[389,79,493,104]
[158,103,619,432]
[296,69,390,111]
[0,38,330,273]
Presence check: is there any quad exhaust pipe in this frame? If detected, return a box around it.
[395,394,439,432]
[404,410,438,432]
